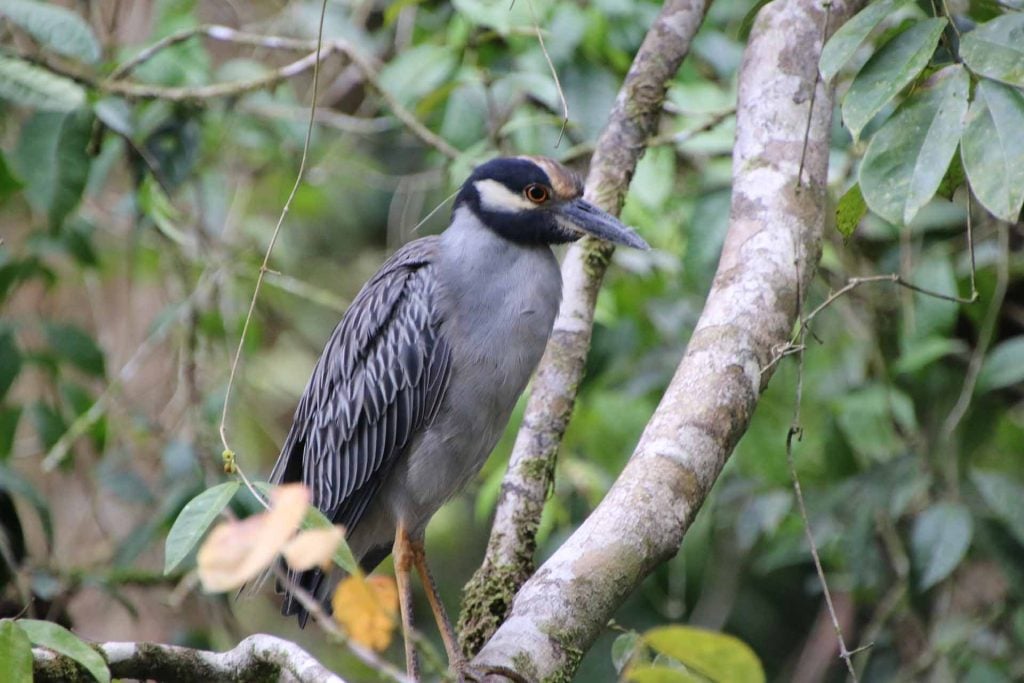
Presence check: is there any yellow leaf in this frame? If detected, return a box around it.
[282,526,345,571]
[196,484,310,592]
[332,575,399,651]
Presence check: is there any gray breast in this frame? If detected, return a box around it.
[385,208,562,532]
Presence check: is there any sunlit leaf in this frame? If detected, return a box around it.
[859,64,968,225]
[977,337,1024,393]
[332,575,399,652]
[0,620,32,683]
[0,0,101,63]
[18,619,110,683]
[972,470,1024,547]
[911,502,973,590]
[627,665,699,683]
[163,481,240,574]
[196,484,309,592]
[0,57,86,113]
[961,80,1024,222]
[842,18,946,140]
[819,0,912,83]
[835,183,867,239]
[639,625,765,683]
[960,14,1024,87]
[281,526,345,572]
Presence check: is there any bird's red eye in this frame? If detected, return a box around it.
[524,183,550,204]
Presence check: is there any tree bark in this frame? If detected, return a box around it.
[459,0,713,656]
[32,633,346,683]
[470,0,862,679]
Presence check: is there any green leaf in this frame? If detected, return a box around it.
[0,462,54,547]
[0,620,33,683]
[911,502,973,590]
[612,631,641,674]
[378,45,458,108]
[935,152,965,199]
[0,152,24,204]
[627,665,699,683]
[13,109,95,229]
[18,619,109,683]
[0,0,101,63]
[640,625,766,683]
[252,481,360,574]
[977,336,1024,393]
[44,323,105,377]
[164,481,240,574]
[452,0,533,35]
[842,18,947,140]
[0,56,86,112]
[960,13,1024,87]
[961,80,1024,222]
[836,183,867,239]
[972,471,1024,547]
[819,0,912,83]
[29,402,66,452]
[859,64,968,225]
[0,326,22,402]
[0,405,22,461]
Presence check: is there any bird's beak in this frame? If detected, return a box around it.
[560,199,650,250]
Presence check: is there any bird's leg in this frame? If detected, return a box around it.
[394,524,420,681]
[408,538,466,673]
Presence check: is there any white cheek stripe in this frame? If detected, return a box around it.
[475,179,537,213]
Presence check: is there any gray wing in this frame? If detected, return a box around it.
[267,237,452,623]
[271,235,452,524]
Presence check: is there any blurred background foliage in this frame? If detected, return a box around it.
[0,0,1022,681]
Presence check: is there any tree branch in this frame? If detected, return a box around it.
[32,633,345,683]
[470,0,863,678]
[458,0,712,656]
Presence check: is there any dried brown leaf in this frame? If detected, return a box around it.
[282,526,345,571]
[196,484,310,592]
[332,575,399,651]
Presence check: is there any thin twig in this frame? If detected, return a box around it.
[218,5,329,467]
[525,0,569,146]
[798,1,831,187]
[941,220,1008,438]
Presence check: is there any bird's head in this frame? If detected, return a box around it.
[454,156,649,249]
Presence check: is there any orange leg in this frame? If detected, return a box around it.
[409,538,466,672]
[393,524,420,681]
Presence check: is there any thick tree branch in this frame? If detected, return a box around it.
[32,633,344,683]
[459,0,711,655]
[470,0,862,679]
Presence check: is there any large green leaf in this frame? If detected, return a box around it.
[638,625,765,683]
[164,481,240,574]
[911,502,973,590]
[972,470,1024,547]
[378,45,458,108]
[627,666,699,683]
[0,463,53,547]
[961,80,1024,222]
[859,64,968,225]
[0,620,33,683]
[12,108,95,229]
[960,13,1024,87]
[18,619,110,683]
[0,56,86,112]
[0,326,22,402]
[977,336,1024,393]
[819,0,912,83]
[0,0,101,63]
[44,323,105,377]
[842,18,946,140]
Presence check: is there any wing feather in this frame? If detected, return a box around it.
[265,237,452,624]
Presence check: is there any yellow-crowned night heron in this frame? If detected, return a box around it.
[268,156,647,678]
